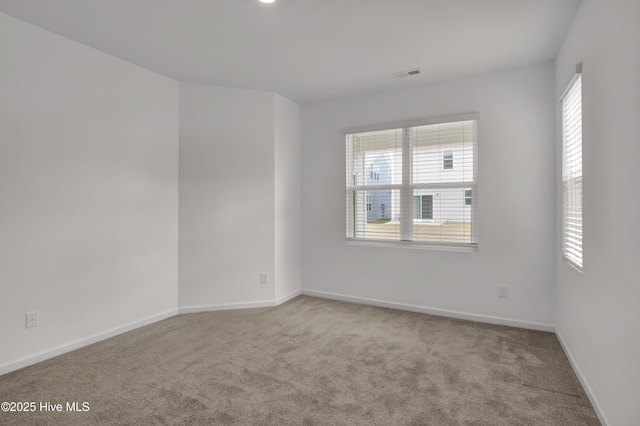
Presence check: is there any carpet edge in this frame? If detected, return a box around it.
[0,308,179,376]
[555,327,607,426]
[301,289,555,332]
[178,289,301,314]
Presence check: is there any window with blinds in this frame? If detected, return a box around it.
[346,116,478,248]
[561,73,583,270]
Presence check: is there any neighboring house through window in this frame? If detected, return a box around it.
[345,115,478,247]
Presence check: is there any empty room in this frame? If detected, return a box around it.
[0,0,638,425]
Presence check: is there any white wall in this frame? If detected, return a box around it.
[0,12,179,371]
[178,83,277,308]
[301,62,556,327]
[0,12,302,371]
[179,87,302,309]
[274,94,302,302]
[555,1,640,424]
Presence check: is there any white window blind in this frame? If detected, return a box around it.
[346,117,478,247]
[561,73,583,270]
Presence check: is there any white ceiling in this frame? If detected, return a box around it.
[0,0,581,103]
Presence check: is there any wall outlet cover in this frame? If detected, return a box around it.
[497,286,508,298]
[26,312,39,328]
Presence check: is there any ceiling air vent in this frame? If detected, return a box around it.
[393,68,422,79]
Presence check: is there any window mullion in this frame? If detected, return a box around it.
[400,127,413,241]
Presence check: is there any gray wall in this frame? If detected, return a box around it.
[0,12,179,371]
[301,62,556,327]
[555,1,640,424]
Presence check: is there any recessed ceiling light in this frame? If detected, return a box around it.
[259,0,276,3]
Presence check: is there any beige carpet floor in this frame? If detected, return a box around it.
[0,295,599,425]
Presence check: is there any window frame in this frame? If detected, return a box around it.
[464,189,472,206]
[345,113,479,251]
[413,195,434,221]
[443,148,454,170]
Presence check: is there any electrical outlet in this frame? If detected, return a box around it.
[26,312,39,328]
[260,273,269,285]
[497,286,508,299]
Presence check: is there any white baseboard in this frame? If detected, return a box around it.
[276,289,302,305]
[0,308,178,377]
[301,289,555,332]
[1,290,307,377]
[179,299,276,314]
[555,327,608,426]
[180,289,303,314]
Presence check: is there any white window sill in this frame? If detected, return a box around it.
[346,239,478,253]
